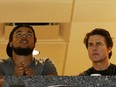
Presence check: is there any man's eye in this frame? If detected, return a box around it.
[16,33,22,37]
[88,43,93,47]
[97,42,103,46]
[27,33,32,37]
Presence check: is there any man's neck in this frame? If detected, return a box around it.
[13,53,33,67]
[92,60,110,71]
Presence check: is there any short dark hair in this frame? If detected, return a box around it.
[83,28,113,59]
[6,24,37,57]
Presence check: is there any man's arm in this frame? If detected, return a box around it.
[0,75,3,87]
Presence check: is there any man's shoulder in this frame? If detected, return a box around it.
[34,57,49,61]
[34,57,50,64]
[110,63,116,68]
[0,58,12,64]
[0,58,7,63]
[78,67,93,76]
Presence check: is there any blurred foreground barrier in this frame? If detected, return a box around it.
[3,76,116,87]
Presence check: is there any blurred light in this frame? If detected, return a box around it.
[33,49,40,55]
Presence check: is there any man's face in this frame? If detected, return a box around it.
[87,35,111,63]
[10,27,35,55]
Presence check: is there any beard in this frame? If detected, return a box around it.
[12,46,34,56]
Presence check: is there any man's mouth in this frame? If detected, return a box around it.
[20,39,28,44]
[93,53,99,55]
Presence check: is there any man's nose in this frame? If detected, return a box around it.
[93,45,98,50]
[92,45,97,50]
[22,34,27,38]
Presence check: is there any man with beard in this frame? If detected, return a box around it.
[79,28,116,76]
[0,24,57,86]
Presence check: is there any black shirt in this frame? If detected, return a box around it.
[79,63,116,76]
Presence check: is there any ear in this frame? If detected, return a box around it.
[9,42,12,47]
[108,47,112,53]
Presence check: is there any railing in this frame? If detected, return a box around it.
[3,76,116,87]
